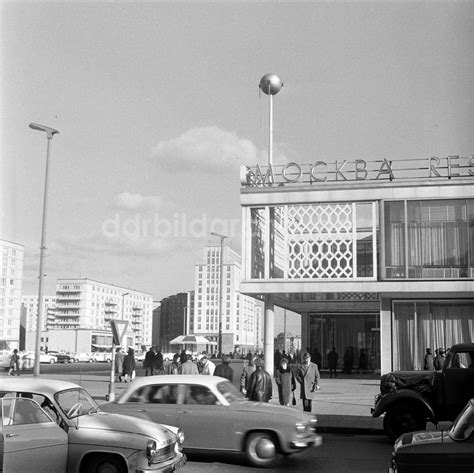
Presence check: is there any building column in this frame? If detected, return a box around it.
[264,294,275,377]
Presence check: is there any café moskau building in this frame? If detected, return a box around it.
[239,155,474,375]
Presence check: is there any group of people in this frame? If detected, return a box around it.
[243,352,321,412]
[423,347,446,370]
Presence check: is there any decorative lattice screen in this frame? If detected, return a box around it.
[287,204,354,279]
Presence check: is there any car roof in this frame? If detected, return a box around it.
[451,343,474,351]
[118,375,230,398]
[0,377,82,395]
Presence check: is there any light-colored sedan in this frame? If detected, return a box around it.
[101,374,322,468]
[0,378,186,473]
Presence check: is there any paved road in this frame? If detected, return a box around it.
[184,434,393,472]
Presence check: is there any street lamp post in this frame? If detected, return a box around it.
[29,123,59,377]
[211,232,227,356]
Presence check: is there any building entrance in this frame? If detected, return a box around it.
[308,313,380,373]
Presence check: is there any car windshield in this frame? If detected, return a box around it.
[216,381,245,403]
[55,388,99,419]
[449,401,474,441]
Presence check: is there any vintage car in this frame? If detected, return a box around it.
[101,374,322,468]
[47,351,74,363]
[389,399,474,473]
[372,343,474,440]
[0,378,186,473]
[73,352,95,363]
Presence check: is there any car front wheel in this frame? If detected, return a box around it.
[82,454,126,473]
[245,432,282,468]
[383,405,426,441]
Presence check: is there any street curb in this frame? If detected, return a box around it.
[316,425,385,436]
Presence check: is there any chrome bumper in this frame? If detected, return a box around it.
[290,434,323,449]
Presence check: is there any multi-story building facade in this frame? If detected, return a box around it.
[0,239,24,350]
[240,155,474,375]
[21,295,57,332]
[274,332,301,356]
[191,245,262,354]
[156,292,188,352]
[51,278,153,352]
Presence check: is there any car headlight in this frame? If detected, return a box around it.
[177,429,185,445]
[295,422,306,433]
[146,439,157,460]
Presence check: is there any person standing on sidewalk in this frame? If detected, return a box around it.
[327,347,338,378]
[214,354,234,382]
[144,346,155,376]
[114,347,124,382]
[275,357,296,406]
[247,357,273,402]
[240,356,256,395]
[122,348,136,382]
[199,353,216,375]
[153,347,164,375]
[8,349,20,376]
[296,352,320,412]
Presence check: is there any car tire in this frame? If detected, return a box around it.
[49,358,55,364]
[383,405,426,441]
[82,454,126,473]
[89,358,94,363]
[245,432,282,468]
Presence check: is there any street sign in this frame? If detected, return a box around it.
[110,319,128,346]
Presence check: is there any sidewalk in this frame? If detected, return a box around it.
[0,368,450,436]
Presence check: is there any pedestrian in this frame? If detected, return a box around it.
[434,348,446,370]
[214,354,234,382]
[153,347,164,374]
[327,346,338,378]
[122,348,136,382]
[167,354,181,374]
[296,352,321,412]
[179,350,187,365]
[199,353,216,375]
[358,348,368,374]
[312,347,322,368]
[275,357,296,406]
[424,348,435,370]
[114,347,124,382]
[8,349,20,376]
[144,346,155,376]
[343,346,354,374]
[246,357,273,402]
[274,349,282,372]
[240,356,256,395]
[179,353,199,374]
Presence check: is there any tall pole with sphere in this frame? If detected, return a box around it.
[258,74,283,376]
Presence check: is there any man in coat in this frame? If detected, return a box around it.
[327,347,338,378]
[296,352,321,412]
[240,356,256,395]
[144,346,156,376]
[199,353,216,375]
[246,357,273,402]
[179,353,199,374]
[214,354,234,382]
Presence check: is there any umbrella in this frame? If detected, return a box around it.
[169,334,217,345]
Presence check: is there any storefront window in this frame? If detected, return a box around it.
[385,199,474,279]
[392,300,474,370]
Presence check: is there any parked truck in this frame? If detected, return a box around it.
[371,343,474,440]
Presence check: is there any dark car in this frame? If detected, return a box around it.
[389,399,474,473]
[372,343,474,440]
[46,351,73,363]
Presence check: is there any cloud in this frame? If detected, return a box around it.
[113,192,169,212]
[153,126,272,171]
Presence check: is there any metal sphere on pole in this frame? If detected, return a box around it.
[29,123,59,377]
[259,73,283,166]
[210,232,227,356]
[258,74,283,377]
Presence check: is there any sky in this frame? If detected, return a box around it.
[1,1,473,335]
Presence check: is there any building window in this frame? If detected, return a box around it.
[385,199,474,279]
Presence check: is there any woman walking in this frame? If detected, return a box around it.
[275,357,296,406]
[122,348,136,382]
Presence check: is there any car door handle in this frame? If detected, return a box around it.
[6,433,19,438]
